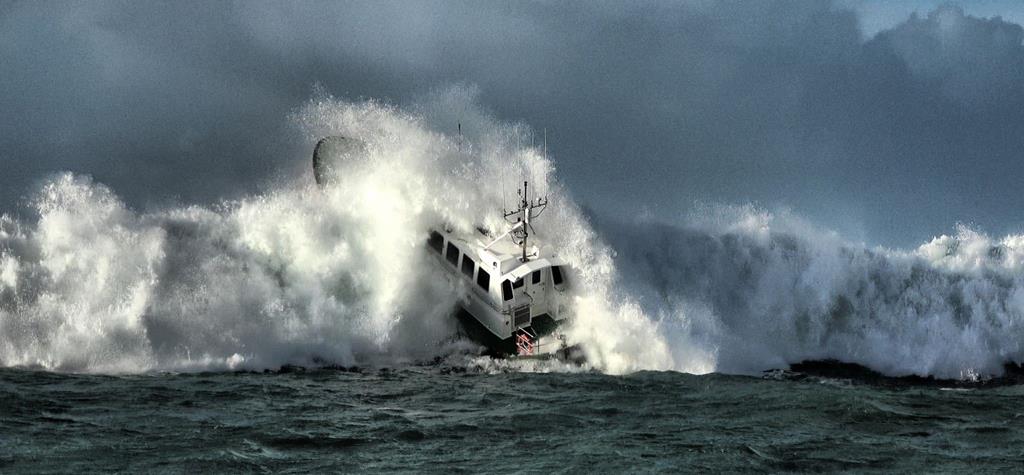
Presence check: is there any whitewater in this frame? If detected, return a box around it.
[2,88,1023,380]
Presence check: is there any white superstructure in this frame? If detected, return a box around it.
[426,180,574,356]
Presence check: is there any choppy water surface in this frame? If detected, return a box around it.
[4,91,1024,472]
[2,366,1021,473]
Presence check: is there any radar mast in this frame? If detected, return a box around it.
[504,133,549,263]
[504,181,548,262]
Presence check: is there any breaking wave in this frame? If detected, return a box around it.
[2,86,1023,379]
[0,87,668,374]
[601,208,1024,379]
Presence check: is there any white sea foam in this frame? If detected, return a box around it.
[0,88,675,374]
[601,207,1024,379]
[2,87,1022,379]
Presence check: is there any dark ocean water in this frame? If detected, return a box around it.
[1,365,1022,473]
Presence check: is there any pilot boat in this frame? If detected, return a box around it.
[313,136,577,358]
[425,179,576,357]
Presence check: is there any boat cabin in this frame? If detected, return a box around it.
[427,227,568,339]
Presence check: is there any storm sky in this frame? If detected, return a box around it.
[3,0,1024,247]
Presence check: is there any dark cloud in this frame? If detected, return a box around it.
[885,5,1024,103]
[1,1,1023,246]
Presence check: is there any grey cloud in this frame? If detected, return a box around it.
[884,5,1024,103]
[1,1,1023,247]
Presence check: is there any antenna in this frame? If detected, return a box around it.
[457,122,462,152]
[527,134,532,187]
[541,128,546,189]
[505,135,518,214]
[498,128,550,262]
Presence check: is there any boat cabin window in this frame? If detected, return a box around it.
[501,280,513,301]
[461,255,475,278]
[445,242,459,266]
[552,265,564,285]
[476,268,490,291]
[512,277,524,289]
[428,231,444,253]
[532,270,541,285]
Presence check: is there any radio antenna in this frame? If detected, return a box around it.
[503,131,549,263]
[541,128,546,187]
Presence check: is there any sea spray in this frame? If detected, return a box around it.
[0,88,675,373]
[3,87,1021,379]
[599,207,1024,379]
[294,87,681,374]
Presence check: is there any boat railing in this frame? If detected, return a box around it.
[516,326,537,356]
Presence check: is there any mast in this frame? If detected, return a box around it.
[504,181,547,262]
[501,131,549,262]
[503,180,548,262]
